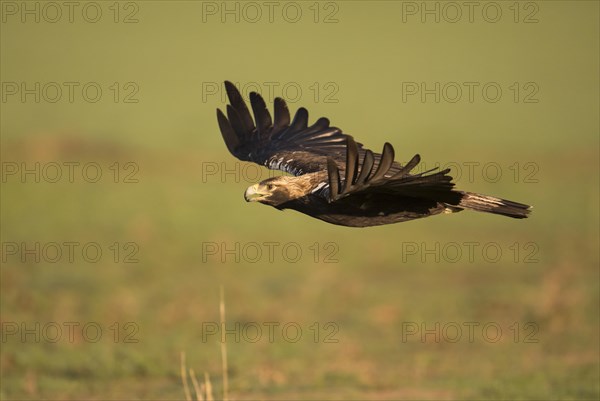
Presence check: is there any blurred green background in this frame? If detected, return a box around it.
[1,1,598,399]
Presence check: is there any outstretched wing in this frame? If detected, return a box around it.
[323,137,463,205]
[217,81,354,176]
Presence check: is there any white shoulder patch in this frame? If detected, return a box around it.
[267,156,300,175]
[311,182,328,193]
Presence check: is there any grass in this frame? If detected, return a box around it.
[0,135,598,399]
[180,286,227,401]
[1,2,598,398]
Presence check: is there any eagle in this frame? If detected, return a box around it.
[216,81,531,227]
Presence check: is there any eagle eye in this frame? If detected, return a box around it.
[266,183,274,190]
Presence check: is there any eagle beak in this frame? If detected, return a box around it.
[244,184,263,202]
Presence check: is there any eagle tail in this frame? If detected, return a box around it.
[456,192,532,219]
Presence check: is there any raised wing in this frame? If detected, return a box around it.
[324,137,463,205]
[217,81,354,176]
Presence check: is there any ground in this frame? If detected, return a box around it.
[1,1,598,399]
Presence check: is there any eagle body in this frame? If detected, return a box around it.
[279,194,448,227]
[216,81,531,227]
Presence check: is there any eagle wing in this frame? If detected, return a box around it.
[322,137,463,206]
[216,81,456,201]
[217,81,354,176]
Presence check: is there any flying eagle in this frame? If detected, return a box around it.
[216,81,531,227]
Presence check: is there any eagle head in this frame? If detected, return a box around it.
[244,176,308,207]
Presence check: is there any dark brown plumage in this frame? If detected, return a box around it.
[216,81,531,227]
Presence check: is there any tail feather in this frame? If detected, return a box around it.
[457,192,532,219]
